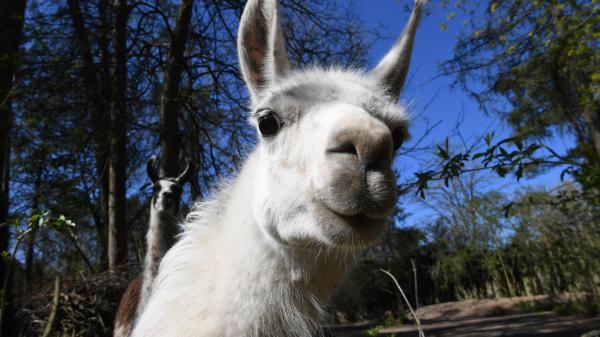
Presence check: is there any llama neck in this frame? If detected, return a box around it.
[204,153,353,335]
[133,151,355,337]
[145,208,177,277]
[138,206,178,315]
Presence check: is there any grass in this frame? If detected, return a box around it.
[514,296,600,317]
[554,298,600,317]
[513,299,552,313]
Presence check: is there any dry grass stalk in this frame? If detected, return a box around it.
[380,269,425,337]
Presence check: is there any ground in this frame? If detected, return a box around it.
[327,296,600,337]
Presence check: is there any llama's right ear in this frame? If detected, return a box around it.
[147,156,159,183]
[238,0,291,103]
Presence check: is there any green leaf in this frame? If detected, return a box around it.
[516,165,523,181]
[490,2,498,13]
[485,133,494,146]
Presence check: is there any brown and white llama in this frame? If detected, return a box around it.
[132,0,424,336]
[113,156,191,337]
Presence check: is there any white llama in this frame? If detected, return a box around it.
[132,0,424,336]
[114,156,191,337]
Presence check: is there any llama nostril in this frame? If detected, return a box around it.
[327,142,358,156]
[367,145,393,171]
[356,134,393,171]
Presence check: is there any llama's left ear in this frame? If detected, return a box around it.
[370,0,425,102]
[238,0,291,103]
[175,158,193,185]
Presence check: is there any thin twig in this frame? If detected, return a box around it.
[42,276,61,337]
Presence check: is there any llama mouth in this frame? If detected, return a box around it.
[314,205,388,247]
[318,204,389,226]
[317,195,395,222]
[333,210,388,223]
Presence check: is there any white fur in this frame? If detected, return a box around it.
[114,178,183,337]
[133,153,353,337]
[138,179,181,315]
[131,0,423,336]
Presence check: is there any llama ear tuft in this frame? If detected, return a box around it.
[238,0,291,103]
[370,0,425,102]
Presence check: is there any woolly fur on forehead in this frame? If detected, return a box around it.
[251,67,411,131]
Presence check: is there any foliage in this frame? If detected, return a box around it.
[2,1,377,333]
[362,311,402,337]
[8,0,374,280]
[333,178,600,320]
[553,298,600,317]
[410,132,591,200]
[0,211,77,337]
[439,0,600,187]
[512,295,600,317]
[512,299,552,313]
[401,2,600,313]
[1,0,599,335]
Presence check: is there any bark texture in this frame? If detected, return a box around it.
[159,0,194,178]
[0,0,27,291]
[108,0,129,272]
[67,0,110,266]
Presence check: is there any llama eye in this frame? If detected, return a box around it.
[392,128,404,150]
[257,111,281,137]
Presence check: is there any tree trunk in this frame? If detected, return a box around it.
[159,0,194,178]
[25,163,43,289]
[0,1,27,316]
[67,0,110,268]
[107,0,129,272]
[96,0,112,269]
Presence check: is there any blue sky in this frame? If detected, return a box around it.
[355,0,569,227]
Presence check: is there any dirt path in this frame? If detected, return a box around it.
[326,296,600,337]
[327,312,600,336]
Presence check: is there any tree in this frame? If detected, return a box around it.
[8,0,374,277]
[0,1,27,333]
[107,0,130,272]
[509,184,600,298]
[159,0,194,178]
[0,0,27,275]
[67,0,111,266]
[441,0,599,187]
[419,172,515,299]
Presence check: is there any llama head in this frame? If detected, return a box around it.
[238,0,423,249]
[147,156,191,216]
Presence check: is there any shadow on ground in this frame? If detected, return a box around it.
[326,311,600,337]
